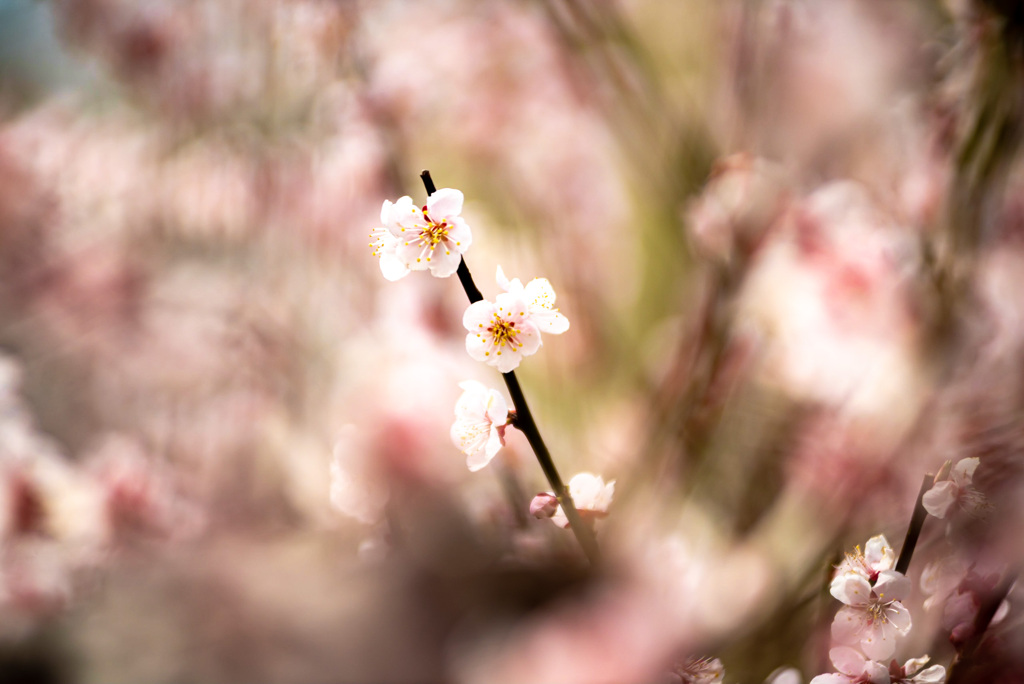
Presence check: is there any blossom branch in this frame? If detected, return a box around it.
[421,170,601,565]
[895,474,933,575]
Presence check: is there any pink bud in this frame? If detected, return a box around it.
[529,492,558,519]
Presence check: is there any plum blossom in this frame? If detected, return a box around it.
[922,458,983,519]
[529,491,558,518]
[495,266,570,334]
[836,535,896,583]
[379,188,472,278]
[546,472,615,529]
[889,656,946,684]
[809,646,890,684]
[450,380,510,472]
[369,211,408,282]
[463,293,542,373]
[831,568,912,661]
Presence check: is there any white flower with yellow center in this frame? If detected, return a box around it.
[830,568,912,661]
[450,381,509,472]
[463,293,542,373]
[381,188,472,278]
[495,265,570,334]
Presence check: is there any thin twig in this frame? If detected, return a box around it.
[895,474,933,575]
[421,170,601,565]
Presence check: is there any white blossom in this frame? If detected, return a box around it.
[922,457,983,519]
[830,569,912,661]
[380,188,472,278]
[450,381,509,472]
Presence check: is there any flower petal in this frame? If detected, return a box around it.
[427,246,462,278]
[911,665,946,684]
[874,570,911,602]
[922,481,956,518]
[427,187,464,218]
[463,300,496,331]
[829,646,867,676]
[831,573,873,606]
[832,605,868,644]
[865,535,895,572]
[446,217,472,253]
[859,619,897,662]
[378,251,410,281]
[952,457,979,485]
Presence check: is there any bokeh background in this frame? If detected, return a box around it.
[1,0,1023,682]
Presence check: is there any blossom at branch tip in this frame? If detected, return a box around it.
[922,457,983,519]
[450,381,509,472]
[495,265,570,334]
[547,472,614,529]
[809,646,890,684]
[830,568,912,661]
[378,188,472,278]
[836,535,896,583]
[463,294,542,373]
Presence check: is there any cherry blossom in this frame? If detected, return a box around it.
[809,646,890,684]
[830,568,912,661]
[495,266,570,334]
[836,535,896,583]
[922,457,983,519]
[369,205,409,281]
[549,472,615,529]
[463,293,542,373]
[529,492,558,518]
[890,656,946,684]
[380,188,472,278]
[450,380,510,472]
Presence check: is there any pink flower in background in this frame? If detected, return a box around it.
[450,380,510,472]
[463,294,542,373]
[809,646,889,684]
[550,472,614,528]
[922,457,983,519]
[381,188,472,278]
[495,265,570,334]
[830,569,912,661]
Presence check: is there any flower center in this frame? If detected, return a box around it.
[420,209,449,247]
[488,315,521,352]
[866,601,889,625]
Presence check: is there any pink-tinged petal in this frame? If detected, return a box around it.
[427,246,462,278]
[514,319,543,357]
[395,240,429,271]
[494,347,524,373]
[922,481,956,518]
[874,570,911,602]
[831,573,873,606]
[496,265,512,292]
[832,605,868,644]
[484,426,504,460]
[865,535,895,572]
[484,391,508,425]
[829,646,868,676]
[886,600,912,633]
[446,217,472,253]
[466,446,493,472]
[862,660,890,684]
[952,457,979,485]
[532,309,570,334]
[911,665,946,683]
[550,506,569,528]
[523,277,558,309]
[427,187,464,218]
[386,196,419,234]
[809,675,853,684]
[466,331,493,363]
[902,657,930,677]
[379,251,410,281]
[859,619,897,662]
[463,300,496,331]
